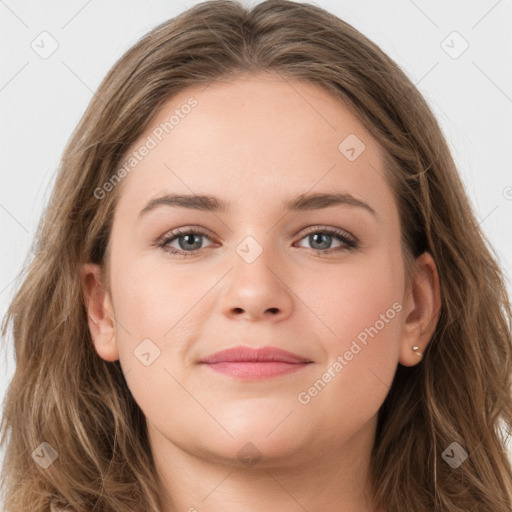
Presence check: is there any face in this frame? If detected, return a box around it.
[83,73,438,471]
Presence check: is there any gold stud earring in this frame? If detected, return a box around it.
[412,345,423,360]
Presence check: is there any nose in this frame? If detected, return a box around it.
[220,244,294,323]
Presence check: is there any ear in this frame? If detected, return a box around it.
[398,252,441,367]
[79,263,119,362]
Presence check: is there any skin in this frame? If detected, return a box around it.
[81,73,440,512]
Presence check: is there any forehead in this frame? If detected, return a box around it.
[113,74,396,222]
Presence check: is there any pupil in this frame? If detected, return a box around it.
[180,234,201,250]
[311,233,331,249]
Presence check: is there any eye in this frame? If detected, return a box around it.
[157,227,216,258]
[294,226,358,254]
[156,225,358,258]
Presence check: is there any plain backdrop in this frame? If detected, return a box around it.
[1,0,511,471]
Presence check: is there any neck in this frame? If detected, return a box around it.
[149,416,382,512]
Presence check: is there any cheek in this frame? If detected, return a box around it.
[296,253,404,428]
[108,260,198,417]
[307,253,404,350]
[109,252,218,380]
[298,252,404,409]
[109,250,201,334]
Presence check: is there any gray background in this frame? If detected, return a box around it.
[1,0,511,467]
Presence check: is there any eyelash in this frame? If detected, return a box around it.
[156,225,359,259]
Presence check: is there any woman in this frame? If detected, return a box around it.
[1,1,511,510]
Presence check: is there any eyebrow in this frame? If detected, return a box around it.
[137,192,378,219]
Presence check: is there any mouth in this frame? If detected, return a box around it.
[199,345,313,380]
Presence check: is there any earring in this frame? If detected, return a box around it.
[412,345,423,360]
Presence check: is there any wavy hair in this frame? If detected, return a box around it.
[1,1,511,510]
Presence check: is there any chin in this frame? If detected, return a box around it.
[198,425,311,469]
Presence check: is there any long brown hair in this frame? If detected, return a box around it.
[2,1,511,510]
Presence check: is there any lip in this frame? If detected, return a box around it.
[199,345,312,364]
[199,346,313,380]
